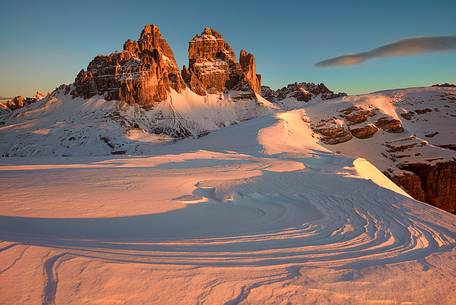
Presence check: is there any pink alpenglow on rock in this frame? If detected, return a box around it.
[182,27,261,95]
[72,24,185,108]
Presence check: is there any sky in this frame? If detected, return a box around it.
[1,0,455,97]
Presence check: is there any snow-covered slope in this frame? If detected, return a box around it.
[0,88,274,157]
[302,86,456,172]
[1,107,456,305]
[295,86,456,212]
[1,85,455,212]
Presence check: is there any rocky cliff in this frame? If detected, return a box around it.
[72,24,185,108]
[391,161,456,214]
[181,27,261,96]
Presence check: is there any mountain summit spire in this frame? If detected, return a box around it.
[72,24,184,107]
[182,27,261,95]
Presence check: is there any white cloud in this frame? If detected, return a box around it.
[316,35,456,67]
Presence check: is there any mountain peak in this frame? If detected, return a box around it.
[183,28,261,95]
[71,24,263,105]
[72,23,184,107]
[201,27,223,38]
[141,23,160,35]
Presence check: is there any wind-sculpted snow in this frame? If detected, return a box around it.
[1,111,456,304]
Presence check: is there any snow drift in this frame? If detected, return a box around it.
[1,102,456,304]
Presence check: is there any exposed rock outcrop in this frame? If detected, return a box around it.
[375,117,404,133]
[260,86,277,102]
[300,85,456,214]
[312,119,352,144]
[5,96,25,110]
[261,82,346,103]
[432,83,456,88]
[339,106,377,125]
[400,111,414,120]
[388,172,426,202]
[349,124,379,139]
[182,27,261,96]
[239,49,261,94]
[392,161,456,214]
[72,24,185,108]
[3,92,45,111]
[312,106,403,144]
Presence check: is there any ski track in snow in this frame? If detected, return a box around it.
[1,102,456,304]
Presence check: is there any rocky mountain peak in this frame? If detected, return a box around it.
[72,24,184,108]
[123,39,139,54]
[138,24,175,59]
[188,27,236,65]
[72,24,263,105]
[200,27,224,39]
[239,49,261,94]
[183,28,261,95]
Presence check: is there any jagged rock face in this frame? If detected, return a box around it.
[6,96,25,110]
[278,84,313,102]
[260,86,276,101]
[318,127,352,144]
[3,93,44,111]
[392,162,456,214]
[72,24,184,108]
[339,106,377,125]
[389,172,426,202]
[313,119,353,144]
[261,82,347,102]
[375,117,404,133]
[311,105,406,145]
[182,27,261,95]
[239,49,261,94]
[349,124,379,139]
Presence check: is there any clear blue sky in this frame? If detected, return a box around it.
[1,0,455,97]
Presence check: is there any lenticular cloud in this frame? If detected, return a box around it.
[316,35,456,67]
